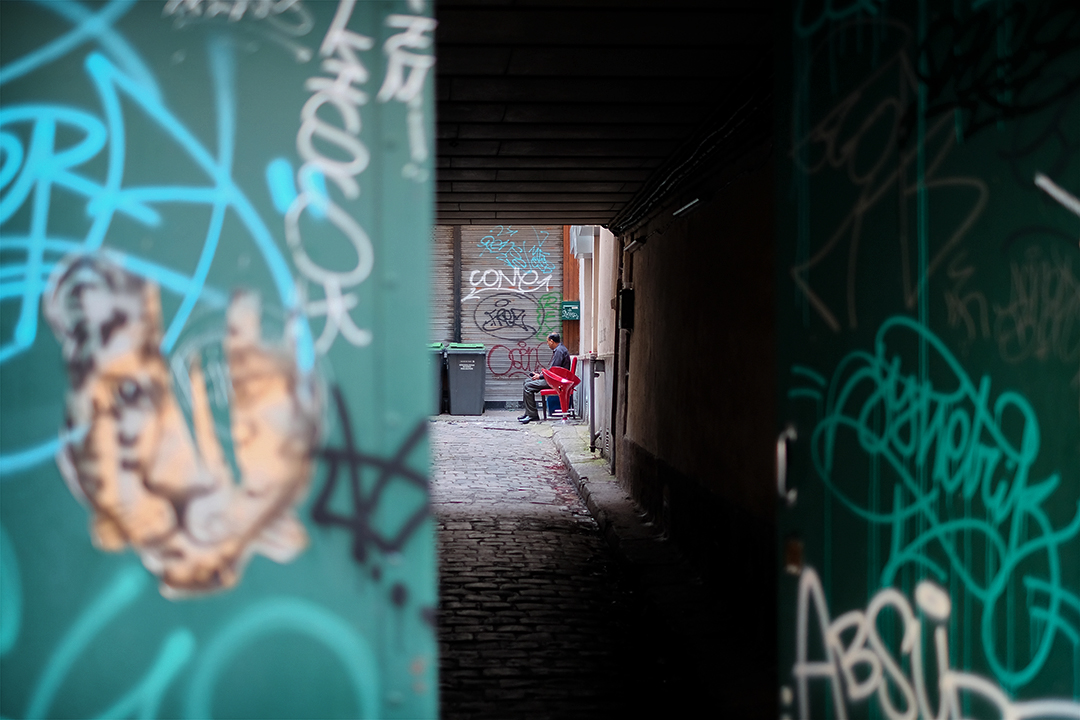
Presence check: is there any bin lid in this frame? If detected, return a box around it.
[428,342,445,350]
[446,343,485,353]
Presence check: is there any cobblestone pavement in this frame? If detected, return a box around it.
[431,413,695,720]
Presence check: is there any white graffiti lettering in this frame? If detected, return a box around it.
[462,267,553,303]
[995,246,1080,365]
[945,242,1080,370]
[286,0,375,354]
[1034,172,1080,233]
[792,568,1080,720]
[376,15,436,105]
[375,13,436,181]
[163,0,314,37]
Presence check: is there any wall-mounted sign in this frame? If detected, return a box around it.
[561,301,581,321]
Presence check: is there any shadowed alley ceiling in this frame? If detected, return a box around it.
[434,1,773,228]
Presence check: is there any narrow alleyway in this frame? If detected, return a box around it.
[430,412,720,719]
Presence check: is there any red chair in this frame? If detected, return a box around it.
[540,356,579,423]
[540,355,577,419]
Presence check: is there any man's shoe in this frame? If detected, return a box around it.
[517,414,529,420]
[519,415,537,424]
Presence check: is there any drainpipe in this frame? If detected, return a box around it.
[588,352,598,452]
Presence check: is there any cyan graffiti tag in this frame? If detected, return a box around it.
[0,560,382,719]
[477,225,555,274]
[802,316,1080,689]
[0,3,311,477]
[794,0,886,39]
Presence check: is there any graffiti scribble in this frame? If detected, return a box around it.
[482,302,533,334]
[485,341,548,379]
[790,21,989,332]
[311,386,429,565]
[994,244,1080,364]
[911,0,1080,143]
[535,292,562,339]
[44,256,320,597]
[471,293,543,342]
[808,316,1080,688]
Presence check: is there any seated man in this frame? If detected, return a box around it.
[519,332,571,424]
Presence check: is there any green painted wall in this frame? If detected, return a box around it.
[0,1,437,717]
[776,1,1080,717]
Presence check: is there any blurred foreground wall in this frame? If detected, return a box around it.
[776,1,1080,717]
[0,1,438,717]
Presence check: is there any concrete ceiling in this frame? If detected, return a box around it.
[434,1,773,228]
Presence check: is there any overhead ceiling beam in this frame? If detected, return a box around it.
[434,1,773,228]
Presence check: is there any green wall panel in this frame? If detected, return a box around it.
[776,1,1080,718]
[0,1,437,717]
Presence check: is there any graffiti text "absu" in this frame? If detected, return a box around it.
[793,567,1080,720]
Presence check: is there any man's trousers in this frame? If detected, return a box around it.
[522,376,549,419]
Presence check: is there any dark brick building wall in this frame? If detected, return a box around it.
[614,155,777,712]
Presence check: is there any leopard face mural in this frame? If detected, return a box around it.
[43,255,320,598]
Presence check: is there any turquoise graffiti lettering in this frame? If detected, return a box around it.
[186,598,381,720]
[794,0,886,38]
[802,316,1080,689]
[4,561,381,719]
[23,566,194,720]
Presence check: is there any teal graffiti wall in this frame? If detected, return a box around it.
[776,1,1080,718]
[0,1,437,717]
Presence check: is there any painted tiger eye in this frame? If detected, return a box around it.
[117,379,142,404]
